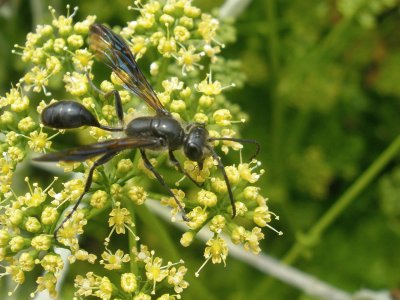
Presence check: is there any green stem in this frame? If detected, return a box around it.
[250,134,400,299]
[284,135,400,264]
[155,58,169,91]
[127,200,138,275]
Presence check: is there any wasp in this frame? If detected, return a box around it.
[35,23,260,239]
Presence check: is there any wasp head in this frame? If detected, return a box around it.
[184,123,208,169]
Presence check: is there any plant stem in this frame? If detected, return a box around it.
[127,201,138,275]
[219,0,253,19]
[251,134,400,298]
[284,134,400,263]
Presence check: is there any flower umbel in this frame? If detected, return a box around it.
[0,1,278,298]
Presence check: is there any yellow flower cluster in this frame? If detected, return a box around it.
[74,245,188,299]
[0,0,279,298]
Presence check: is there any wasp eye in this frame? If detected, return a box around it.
[185,143,202,161]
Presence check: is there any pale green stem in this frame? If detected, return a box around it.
[284,135,400,264]
[127,201,138,275]
[250,135,400,299]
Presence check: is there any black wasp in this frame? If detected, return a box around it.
[35,23,260,239]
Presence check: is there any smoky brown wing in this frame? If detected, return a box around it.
[89,23,170,116]
[33,137,161,162]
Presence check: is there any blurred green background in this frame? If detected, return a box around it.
[1,0,400,299]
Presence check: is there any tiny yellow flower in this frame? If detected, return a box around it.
[128,185,147,205]
[40,206,58,225]
[198,95,214,107]
[95,276,113,300]
[197,14,219,44]
[231,225,246,245]
[9,236,26,252]
[25,217,41,232]
[27,131,52,152]
[35,272,58,298]
[193,112,208,124]
[117,158,133,175]
[225,165,240,185]
[145,256,169,294]
[180,231,195,247]
[18,116,36,132]
[243,186,261,201]
[0,230,10,247]
[46,56,62,74]
[160,14,174,26]
[130,36,148,58]
[197,189,218,207]
[41,254,64,273]
[108,206,132,234]
[211,177,227,194]
[209,215,226,233]
[72,49,93,71]
[204,236,228,264]
[100,80,114,93]
[213,109,232,126]
[53,38,66,52]
[170,99,186,112]
[253,206,272,227]
[63,72,88,96]
[90,190,108,209]
[158,36,177,57]
[121,273,138,293]
[19,252,35,272]
[8,208,23,225]
[186,206,208,230]
[244,227,264,254]
[67,34,84,48]
[174,25,190,42]
[238,162,263,183]
[168,266,188,293]
[101,249,130,270]
[74,15,96,34]
[31,235,52,251]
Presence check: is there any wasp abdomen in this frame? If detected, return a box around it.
[42,101,100,129]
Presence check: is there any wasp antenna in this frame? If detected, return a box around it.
[206,145,236,218]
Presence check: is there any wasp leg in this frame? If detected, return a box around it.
[168,151,203,188]
[206,145,236,218]
[140,149,189,221]
[86,72,124,126]
[53,151,118,240]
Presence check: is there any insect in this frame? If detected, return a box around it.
[34,23,260,239]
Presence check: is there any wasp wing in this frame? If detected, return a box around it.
[33,137,161,162]
[89,23,169,116]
